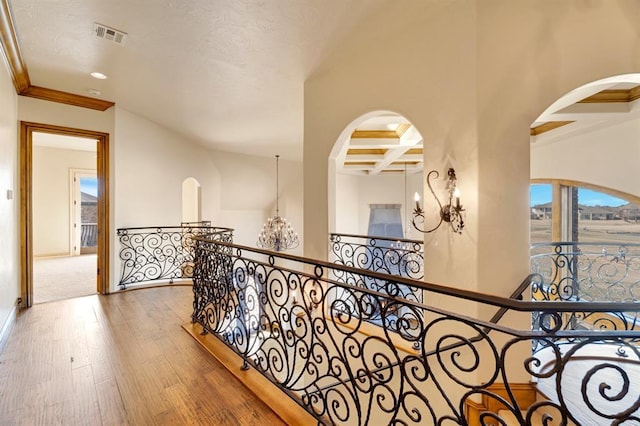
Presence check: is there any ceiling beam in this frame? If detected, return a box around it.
[345,153,423,162]
[579,87,640,104]
[351,130,399,139]
[530,121,574,136]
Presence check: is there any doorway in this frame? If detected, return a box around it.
[20,122,110,307]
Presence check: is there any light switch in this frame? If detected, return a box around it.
[6,189,13,200]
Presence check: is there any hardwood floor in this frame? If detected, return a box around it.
[0,286,285,425]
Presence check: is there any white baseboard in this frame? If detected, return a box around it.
[0,300,18,355]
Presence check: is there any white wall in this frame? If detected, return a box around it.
[210,151,304,255]
[531,116,640,197]
[32,146,95,257]
[113,109,304,289]
[114,107,221,227]
[335,173,422,240]
[0,57,19,352]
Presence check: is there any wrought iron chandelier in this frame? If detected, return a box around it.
[257,155,299,251]
[413,167,465,234]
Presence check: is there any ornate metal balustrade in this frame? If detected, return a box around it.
[192,235,640,425]
[329,233,423,324]
[116,223,233,289]
[531,242,640,303]
[81,223,97,248]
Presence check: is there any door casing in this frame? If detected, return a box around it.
[20,121,110,307]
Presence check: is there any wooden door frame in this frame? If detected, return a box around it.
[20,121,110,307]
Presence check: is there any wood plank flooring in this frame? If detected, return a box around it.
[0,286,286,425]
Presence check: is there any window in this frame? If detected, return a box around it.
[367,204,403,238]
[530,181,640,245]
[530,183,552,244]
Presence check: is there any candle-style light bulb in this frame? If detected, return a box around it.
[414,192,421,210]
[453,187,461,208]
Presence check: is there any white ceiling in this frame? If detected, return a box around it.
[8,0,387,159]
[32,132,97,152]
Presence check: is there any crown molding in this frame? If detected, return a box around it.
[21,85,115,111]
[0,0,114,111]
[0,0,29,92]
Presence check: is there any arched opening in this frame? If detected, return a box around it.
[328,111,424,241]
[527,75,640,423]
[530,73,640,245]
[182,177,201,224]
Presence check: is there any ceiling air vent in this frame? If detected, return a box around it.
[94,23,127,46]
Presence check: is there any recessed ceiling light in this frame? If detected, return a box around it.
[90,72,107,79]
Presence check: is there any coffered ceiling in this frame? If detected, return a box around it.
[531,77,640,142]
[4,0,387,159]
[339,116,423,175]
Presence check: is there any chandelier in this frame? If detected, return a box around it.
[257,155,299,251]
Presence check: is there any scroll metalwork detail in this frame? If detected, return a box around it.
[116,222,233,289]
[192,236,640,425]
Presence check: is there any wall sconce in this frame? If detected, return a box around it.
[412,167,465,234]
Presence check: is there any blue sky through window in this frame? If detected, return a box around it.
[530,184,627,207]
[80,177,98,197]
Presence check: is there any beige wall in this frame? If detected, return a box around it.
[304,0,640,305]
[0,54,19,349]
[32,146,96,257]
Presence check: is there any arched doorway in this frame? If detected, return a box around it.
[182,177,202,224]
[328,111,424,241]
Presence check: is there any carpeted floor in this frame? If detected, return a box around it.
[33,254,97,304]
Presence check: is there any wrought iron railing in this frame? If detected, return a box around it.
[531,242,640,303]
[192,235,640,425]
[81,223,97,247]
[329,233,424,327]
[116,223,233,289]
[329,233,423,279]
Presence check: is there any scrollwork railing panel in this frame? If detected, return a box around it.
[329,233,423,328]
[117,223,233,289]
[193,236,640,425]
[531,242,640,303]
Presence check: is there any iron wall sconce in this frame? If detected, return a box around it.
[412,167,465,234]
